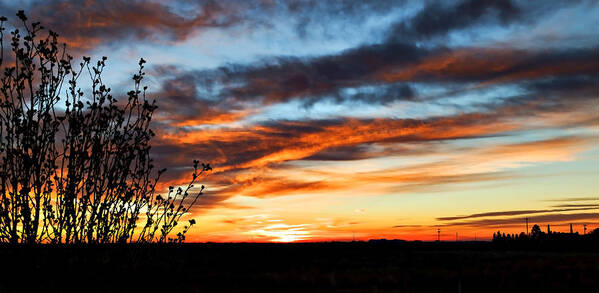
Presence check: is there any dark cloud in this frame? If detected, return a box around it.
[523,75,599,104]
[546,197,599,202]
[218,42,430,104]
[387,0,520,42]
[527,75,599,93]
[149,67,250,126]
[447,212,599,228]
[308,83,416,106]
[303,143,433,161]
[552,204,599,208]
[151,44,599,117]
[277,0,407,39]
[438,207,599,221]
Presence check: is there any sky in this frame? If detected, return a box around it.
[2,0,598,242]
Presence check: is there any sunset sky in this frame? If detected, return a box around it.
[3,0,598,242]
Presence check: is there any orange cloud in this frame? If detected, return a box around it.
[157,120,595,226]
[160,113,516,172]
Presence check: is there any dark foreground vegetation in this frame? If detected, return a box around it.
[0,11,209,244]
[2,241,599,293]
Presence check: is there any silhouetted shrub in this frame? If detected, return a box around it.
[530,224,542,240]
[0,11,210,244]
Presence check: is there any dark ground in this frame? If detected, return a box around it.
[1,241,598,292]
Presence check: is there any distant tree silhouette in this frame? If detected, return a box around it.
[0,11,210,244]
[530,224,543,239]
[493,223,599,247]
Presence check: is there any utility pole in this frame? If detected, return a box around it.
[526,217,529,236]
[570,223,573,234]
[437,229,440,242]
[584,224,587,235]
[455,232,458,242]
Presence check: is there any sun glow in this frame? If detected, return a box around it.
[247,223,311,242]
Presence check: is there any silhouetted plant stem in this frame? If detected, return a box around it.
[0,11,211,244]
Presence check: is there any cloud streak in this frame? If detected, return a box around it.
[438,207,599,221]
[447,213,599,228]
[0,0,240,52]
[387,0,521,42]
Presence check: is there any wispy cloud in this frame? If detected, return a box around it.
[546,197,599,202]
[438,207,599,221]
[446,213,599,228]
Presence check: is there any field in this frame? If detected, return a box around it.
[2,241,598,292]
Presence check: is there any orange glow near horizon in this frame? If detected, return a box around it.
[150,64,599,243]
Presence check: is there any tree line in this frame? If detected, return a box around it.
[493,224,599,243]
